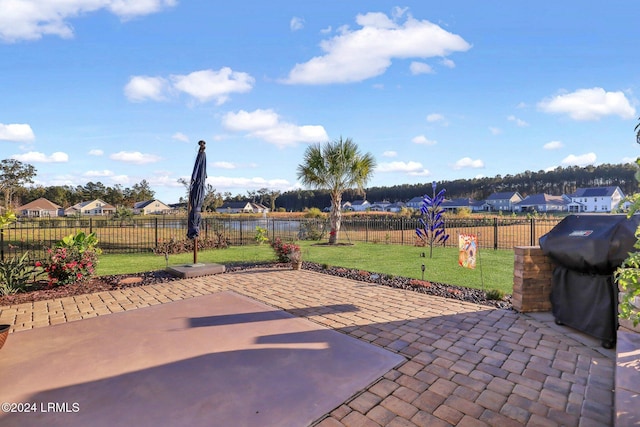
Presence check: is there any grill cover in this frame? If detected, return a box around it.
[539,214,640,274]
[550,267,618,342]
[539,214,640,347]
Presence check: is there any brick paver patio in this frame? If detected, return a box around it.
[0,268,615,426]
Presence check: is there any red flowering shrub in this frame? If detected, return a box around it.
[270,238,301,263]
[37,248,98,286]
[37,232,101,287]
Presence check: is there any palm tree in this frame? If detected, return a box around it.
[297,137,376,244]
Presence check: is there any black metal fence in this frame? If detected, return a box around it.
[0,216,562,261]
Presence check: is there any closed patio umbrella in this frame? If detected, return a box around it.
[187,140,207,264]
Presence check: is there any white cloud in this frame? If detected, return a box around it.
[440,58,455,68]
[0,0,176,42]
[320,26,332,34]
[12,151,68,163]
[543,140,564,150]
[378,161,423,173]
[489,127,502,135]
[223,109,279,131]
[376,161,430,176]
[561,152,597,166]
[0,123,35,142]
[412,135,437,145]
[146,173,184,188]
[222,109,329,148]
[538,87,636,121]
[382,150,397,158]
[426,113,447,125]
[88,149,104,156]
[172,132,189,143]
[377,161,430,176]
[453,157,484,170]
[125,67,254,105]
[84,170,114,177]
[410,61,433,75]
[212,161,237,169]
[110,151,161,164]
[208,176,293,192]
[124,76,168,102]
[110,175,130,184]
[507,115,529,127]
[622,157,638,164]
[283,11,471,84]
[290,17,304,31]
[171,68,254,104]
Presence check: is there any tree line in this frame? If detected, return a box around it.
[275,163,639,211]
[2,157,638,213]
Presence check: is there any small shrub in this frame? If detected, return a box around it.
[0,252,37,295]
[456,207,472,218]
[254,226,269,245]
[304,207,324,218]
[298,221,323,240]
[321,263,330,270]
[485,289,505,300]
[270,238,300,262]
[153,232,230,255]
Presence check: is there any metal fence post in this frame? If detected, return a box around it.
[1,228,4,261]
[493,217,498,250]
[89,217,93,235]
[531,218,536,246]
[365,218,369,243]
[155,217,158,249]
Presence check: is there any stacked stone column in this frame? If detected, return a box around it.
[512,246,554,312]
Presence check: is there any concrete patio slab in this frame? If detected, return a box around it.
[0,290,404,427]
[0,268,617,426]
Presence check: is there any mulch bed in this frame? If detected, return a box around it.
[0,262,512,310]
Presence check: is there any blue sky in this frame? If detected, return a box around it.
[1,1,638,204]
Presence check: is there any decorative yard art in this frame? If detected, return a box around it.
[415,182,450,258]
[458,233,477,269]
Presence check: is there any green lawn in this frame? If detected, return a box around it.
[97,242,515,294]
[300,242,514,294]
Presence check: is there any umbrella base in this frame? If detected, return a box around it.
[166,263,226,279]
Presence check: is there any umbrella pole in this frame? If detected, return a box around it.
[194,236,198,264]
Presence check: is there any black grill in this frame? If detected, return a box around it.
[539,214,640,348]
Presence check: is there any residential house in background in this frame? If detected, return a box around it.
[217,201,268,214]
[250,202,269,213]
[484,192,524,212]
[133,199,174,215]
[384,202,406,213]
[368,201,389,212]
[217,201,253,213]
[406,196,424,209]
[15,197,62,218]
[64,199,116,216]
[442,198,485,213]
[567,186,625,213]
[348,200,370,212]
[515,194,570,213]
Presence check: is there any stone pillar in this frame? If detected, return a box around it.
[512,246,554,312]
